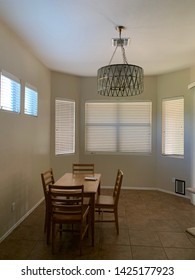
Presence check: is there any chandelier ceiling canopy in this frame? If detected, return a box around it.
[97,26,144,97]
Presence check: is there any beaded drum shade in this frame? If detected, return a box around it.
[97,26,144,97]
[97,64,144,97]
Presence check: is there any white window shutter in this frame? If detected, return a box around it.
[85,102,152,153]
[55,99,75,155]
[24,84,38,116]
[0,70,21,113]
[162,97,184,156]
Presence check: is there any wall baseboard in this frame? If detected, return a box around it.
[0,197,44,244]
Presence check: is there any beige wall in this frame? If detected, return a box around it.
[190,65,195,82]
[0,21,51,239]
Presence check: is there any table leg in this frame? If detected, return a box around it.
[90,193,95,246]
[98,181,101,195]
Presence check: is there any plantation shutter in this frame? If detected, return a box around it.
[162,97,184,156]
[0,70,21,113]
[24,84,38,116]
[55,99,75,155]
[85,101,152,153]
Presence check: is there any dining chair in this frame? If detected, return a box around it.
[95,169,123,234]
[72,163,94,174]
[48,184,91,255]
[41,168,55,233]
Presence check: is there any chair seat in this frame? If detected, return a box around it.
[53,205,89,223]
[95,195,114,207]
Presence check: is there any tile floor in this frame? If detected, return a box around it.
[1,189,195,260]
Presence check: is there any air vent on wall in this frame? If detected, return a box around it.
[175,179,185,195]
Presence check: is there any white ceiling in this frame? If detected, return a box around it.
[1,0,195,77]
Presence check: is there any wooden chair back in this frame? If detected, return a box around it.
[48,184,90,254]
[49,185,84,219]
[41,168,55,197]
[72,163,94,174]
[113,169,124,206]
[41,168,55,234]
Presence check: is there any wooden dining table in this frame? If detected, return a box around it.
[54,172,101,246]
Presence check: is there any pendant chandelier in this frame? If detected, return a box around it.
[97,26,144,97]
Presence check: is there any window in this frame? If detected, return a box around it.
[85,101,152,153]
[24,84,38,116]
[162,97,184,156]
[55,99,75,155]
[0,70,21,113]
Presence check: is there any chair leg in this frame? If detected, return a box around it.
[59,224,63,237]
[47,215,51,244]
[79,240,82,256]
[52,222,55,254]
[44,213,47,233]
[44,204,49,233]
[114,208,119,234]
[79,226,83,256]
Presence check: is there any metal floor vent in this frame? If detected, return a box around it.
[175,179,185,195]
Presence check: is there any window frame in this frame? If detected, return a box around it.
[85,100,152,155]
[55,98,75,156]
